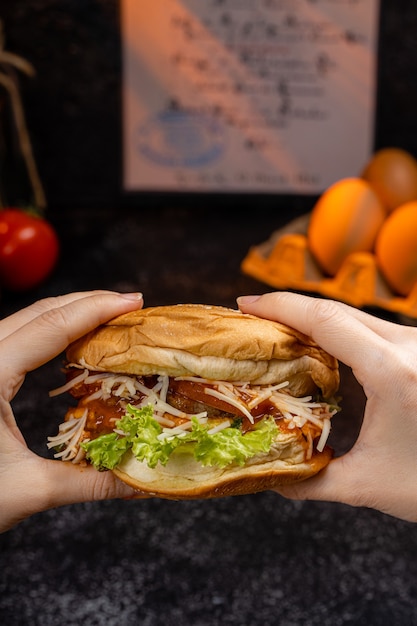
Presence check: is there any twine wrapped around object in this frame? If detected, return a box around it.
[0,20,46,210]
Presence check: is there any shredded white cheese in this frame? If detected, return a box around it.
[48,371,335,462]
[204,387,255,423]
[207,419,232,435]
[48,369,88,397]
[47,408,88,461]
[157,415,209,441]
[316,418,331,452]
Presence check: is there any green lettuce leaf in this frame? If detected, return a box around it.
[81,432,130,471]
[81,404,279,471]
[191,416,278,468]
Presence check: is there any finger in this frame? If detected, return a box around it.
[1,455,145,532]
[237,292,390,370]
[308,298,417,345]
[273,446,417,522]
[273,456,349,503]
[272,452,373,511]
[40,459,139,506]
[0,291,120,340]
[0,292,143,384]
[238,292,417,344]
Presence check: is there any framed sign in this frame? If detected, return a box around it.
[121,0,380,194]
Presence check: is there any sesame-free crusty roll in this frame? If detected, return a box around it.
[49,304,341,499]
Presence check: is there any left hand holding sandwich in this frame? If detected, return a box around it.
[237,291,417,522]
[0,290,143,533]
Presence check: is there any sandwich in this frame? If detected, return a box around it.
[48,303,340,499]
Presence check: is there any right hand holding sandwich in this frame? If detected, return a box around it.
[237,291,417,523]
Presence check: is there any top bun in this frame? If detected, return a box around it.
[66,304,339,398]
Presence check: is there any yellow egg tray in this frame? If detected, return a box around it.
[241,213,417,320]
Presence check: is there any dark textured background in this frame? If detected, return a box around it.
[2,208,414,626]
[1,2,417,626]
[0,0,417,216]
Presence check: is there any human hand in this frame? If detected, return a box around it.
[237,291,417,522]
[0,290,144,533]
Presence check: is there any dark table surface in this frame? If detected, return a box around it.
[0,207,416,626]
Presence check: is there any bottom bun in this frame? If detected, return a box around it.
[112,443,333,500]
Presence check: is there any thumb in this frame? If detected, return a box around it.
[273,454,360,506]
[5,456,146,531]
[38,458,140,506]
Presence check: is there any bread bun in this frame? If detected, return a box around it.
[113,433,333,499]
[61,304,340,499]
[66,304,339,398]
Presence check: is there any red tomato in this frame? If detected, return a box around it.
[0,208,59,291]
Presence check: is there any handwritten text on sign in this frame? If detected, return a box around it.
[121,0,380,193]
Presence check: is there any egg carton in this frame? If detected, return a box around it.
[241,213,417,320]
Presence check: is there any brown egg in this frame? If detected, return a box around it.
[375,200,417,296]
[361,147,417,213]
[308,177,386,276]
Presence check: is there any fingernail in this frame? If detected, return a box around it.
[119,292,143,301]
[237,295,261,305]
